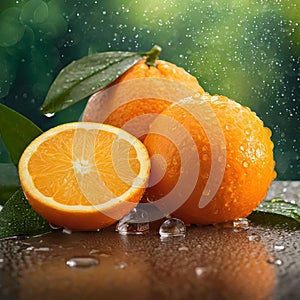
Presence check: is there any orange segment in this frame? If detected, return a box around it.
[18,122,150,231]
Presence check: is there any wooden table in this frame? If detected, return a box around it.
[0,181,299,300]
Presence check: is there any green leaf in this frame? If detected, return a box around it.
[0,104,42,166]
[0,163,20,205]
[255,198,300,222]
[0,188,51,239]
[248,198,300,229]
[41,51,143,114]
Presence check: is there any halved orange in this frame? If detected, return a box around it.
[18,122,150,231]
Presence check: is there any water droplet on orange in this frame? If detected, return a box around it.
[202,154,209,161]
[243,161,249,168]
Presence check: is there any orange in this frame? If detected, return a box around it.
[18,122,150,231]
[143,93,276,225]
[82,58,204,140]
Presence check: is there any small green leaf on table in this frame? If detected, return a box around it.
[0,104,42,166]
[249,198,300,229]
[41,51,143,114]
[255,198,300,222]
[0,188,51,239]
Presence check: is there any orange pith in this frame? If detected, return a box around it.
[19,122,150,230]
[82,59,204,140]
[143,94,276,225]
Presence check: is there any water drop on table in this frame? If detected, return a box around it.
[63,228,72,235]
[66,257,99,268]
[159,218,186,238]
[89,250,100,255]
[34,247,50,252]
[99,253,111,258]
[267,257,283,266]
[178,246,189,251]
[248,233,261,242]
[274,244,285,251]
[114,262,127,269]
[195,267,205,277]
[233,218,249,231]
[116,207,149,235]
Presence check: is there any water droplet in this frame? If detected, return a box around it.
[114,262,127,269]
[99,253,111,257]
[178,246,189,251]
[202,154,209,161]
[34,247,50,252]
[245,129,250,136]
[0,258,4,263]
[242,161,249,168]
[63,228,72,235]
[66,257,99,268]
[159,218,186,238]
[116,207,149,235]
[239,145,245,151]
[195,267,205,276]
[89,250,100,255]
[274,244,285,251]
[233,218,249,231]
[45,112,55,118]
[248,233,261,242]
[49,223,62,230]
[267,257,283,266]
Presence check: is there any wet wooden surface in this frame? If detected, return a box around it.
[0,181,299,300]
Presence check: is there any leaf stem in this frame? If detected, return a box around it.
[144,45,162,67]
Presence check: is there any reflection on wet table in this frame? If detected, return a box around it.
[0,181,299,300]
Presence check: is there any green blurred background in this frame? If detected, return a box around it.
[0,0,299,179]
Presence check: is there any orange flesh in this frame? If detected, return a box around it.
[28,129,140,206]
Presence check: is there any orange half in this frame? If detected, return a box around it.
[18,122,150,230]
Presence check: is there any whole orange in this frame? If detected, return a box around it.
[82,58,204,140]
[143,93,276,225]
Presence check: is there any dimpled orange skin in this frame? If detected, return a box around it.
[82,59,204,140]
[143,94,276,225]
